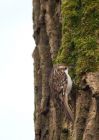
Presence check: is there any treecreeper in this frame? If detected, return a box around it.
[49,64,74,122]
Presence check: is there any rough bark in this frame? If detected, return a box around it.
[32,0,99,140]
[33,0,62,139]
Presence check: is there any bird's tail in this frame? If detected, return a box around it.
[63,96,74,122]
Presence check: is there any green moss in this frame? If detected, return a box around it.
[55,0,99,84]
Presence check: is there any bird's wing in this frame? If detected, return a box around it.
[49,68,67,93]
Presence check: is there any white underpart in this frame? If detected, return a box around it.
[65,69,72,95]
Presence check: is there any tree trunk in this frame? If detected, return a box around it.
[32,0,99,140]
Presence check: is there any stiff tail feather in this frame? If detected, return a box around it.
[63,97,74,122]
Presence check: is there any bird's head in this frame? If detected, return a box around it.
[54,64,75,73]
[54,64,75,74]
[54,64,68,73]
[53,64,68,72]
[58,65,68,71]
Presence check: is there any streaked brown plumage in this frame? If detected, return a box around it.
[49,64,74,122]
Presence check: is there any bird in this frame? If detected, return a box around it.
[49,64,74,122]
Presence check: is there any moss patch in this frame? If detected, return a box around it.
[55,0,99,84]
